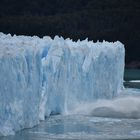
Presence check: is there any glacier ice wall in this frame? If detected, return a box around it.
[0,33,125,136]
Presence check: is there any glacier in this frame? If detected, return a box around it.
[0,33,125,136]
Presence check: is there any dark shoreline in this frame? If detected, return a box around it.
[125,61,140,69]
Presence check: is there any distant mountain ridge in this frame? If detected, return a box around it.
[0,0,140,16]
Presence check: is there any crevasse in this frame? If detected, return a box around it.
[0,33,125,136]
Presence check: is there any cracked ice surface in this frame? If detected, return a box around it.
[0,33,124,136]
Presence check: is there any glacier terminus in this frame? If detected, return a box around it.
[0,33,125,136]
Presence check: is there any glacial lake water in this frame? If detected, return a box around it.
[0,69,140,140]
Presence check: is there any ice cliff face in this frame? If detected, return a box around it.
[0,33,125,136]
